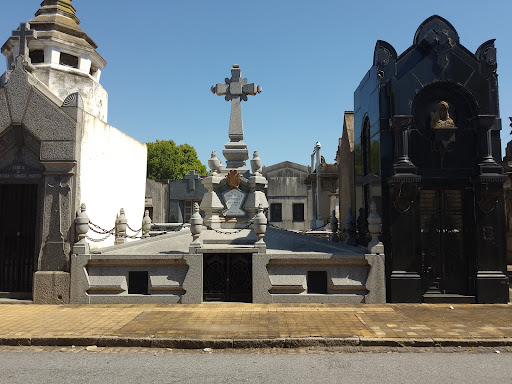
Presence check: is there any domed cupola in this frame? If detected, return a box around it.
[1,0,109,121]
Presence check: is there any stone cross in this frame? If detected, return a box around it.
[184,170,200,191]
[12,23,38,60]
[211,64,262,142]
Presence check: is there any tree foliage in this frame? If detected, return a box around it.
[146,140,207,180]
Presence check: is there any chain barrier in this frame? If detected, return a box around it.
[267,221,330,235]
[205,222,253,235]
[89,221,115,235]
[169,223,187,232]
[127,224,142,234]
[88,221,145,241]
[86,234,112,243]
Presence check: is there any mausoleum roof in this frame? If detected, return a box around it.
[96,227,364,256]
[1,0,106,68]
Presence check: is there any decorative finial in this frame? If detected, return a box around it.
[254,203,268,244]
[208,151,223,174]
[251,151,263,175]
[75,203,89,242]
[142,210,152,238]
[12,23,38,61]
[190,202,203,245]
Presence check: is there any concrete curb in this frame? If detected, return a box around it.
[2,336,512,349]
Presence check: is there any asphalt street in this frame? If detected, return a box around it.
[0,348,511,384]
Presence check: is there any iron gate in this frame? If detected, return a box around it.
[420,189,467,295]
[203,254,252,302]
[0,184,38,295]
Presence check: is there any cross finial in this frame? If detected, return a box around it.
[12,23,38,60]
[184,170,200,191]
[211,64,262,142]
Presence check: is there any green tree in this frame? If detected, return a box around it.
[146,140,207,180]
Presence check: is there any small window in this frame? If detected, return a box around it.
[270,203,282,222]
[90,65,98,76]
[362,117,371,175]
[59,52,79,68]
[307,271,328,294]
[293,203,304,222]
[29,49,44,64]
[128,271,149,294]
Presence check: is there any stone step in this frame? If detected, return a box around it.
[422,293,476,304]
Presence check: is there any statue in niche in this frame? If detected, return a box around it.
[431,101,455,129]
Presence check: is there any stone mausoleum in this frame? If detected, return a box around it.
[0,0,146,303]
[353,15,508,303]
[70,64,386,304]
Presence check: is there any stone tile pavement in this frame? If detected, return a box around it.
[1,303,512,348]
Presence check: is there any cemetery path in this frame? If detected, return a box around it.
[0,303,512,348]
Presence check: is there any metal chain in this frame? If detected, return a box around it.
[267,222,330,235]
[127,224,142,233]
[205,222,253,235]
[118,233,143,239]
[88,224,115,235]
[86,234,112,242]
[89,221,115,234]
[170,223,187,231]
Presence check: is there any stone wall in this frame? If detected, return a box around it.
[263,161,312,231]
[145,179,169,223]
[79,112,147,248]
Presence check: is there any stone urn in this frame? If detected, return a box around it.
[117,208,127,233]
[253,204,267,243]
[189,202,203,243]
[142,210,152,238]
[115,208,128,245]
[75,203,90,241]
[367,201,384,254]
[208,151,223,174]
[250,151,263,175]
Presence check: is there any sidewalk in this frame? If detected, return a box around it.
[1,303,512,349]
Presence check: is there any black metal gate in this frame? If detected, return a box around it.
[420,189,468,295]
[203,254,252,302]
[0,184,38,295]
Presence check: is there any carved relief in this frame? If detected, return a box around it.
[0,128,15,158]
[430,101,455,129]
[226,169,241,189]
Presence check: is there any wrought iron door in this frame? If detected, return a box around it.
[420,189,467,294]
[0,184,38,295]
[203,254,252,302]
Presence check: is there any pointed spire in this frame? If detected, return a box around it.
[28,0,98,49]
[35,0,79,24]
[1,0,106,79]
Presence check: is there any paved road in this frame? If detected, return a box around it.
[0,349,511,384]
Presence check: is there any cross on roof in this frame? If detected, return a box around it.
[184,170,200,191]
[12,23,38,59]
[211,64,262,142]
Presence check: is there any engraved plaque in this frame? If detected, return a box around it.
[222,189,246,217]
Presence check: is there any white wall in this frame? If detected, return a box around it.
[33,66,109,122]
[79,112,147,249]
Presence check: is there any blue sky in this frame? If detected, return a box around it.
[1,0,511,168]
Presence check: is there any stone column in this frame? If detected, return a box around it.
[39,172,73,271]
[200,173,224,229]
[388,116,422,302]
[390,116,415,173]
[245,173,269,221]
[35,161,76,304]
[476,115,501,173]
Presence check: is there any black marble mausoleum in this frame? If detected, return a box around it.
[353,15,508,303]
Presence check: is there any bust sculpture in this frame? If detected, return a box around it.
[431,101,455,129]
